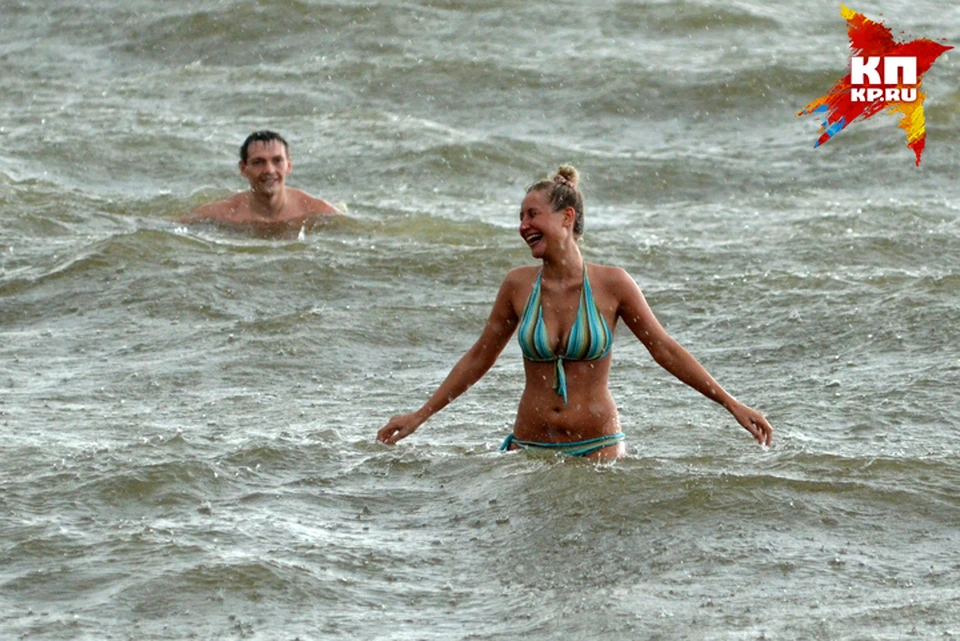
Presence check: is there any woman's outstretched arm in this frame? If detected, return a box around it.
[377,272,522,445]
[614,268,773,446]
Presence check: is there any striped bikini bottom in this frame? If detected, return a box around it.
[499,432,626,458]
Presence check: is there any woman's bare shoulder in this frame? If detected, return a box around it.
[586,262,634,287]
[503,264,539,283]
[498,265,539,303]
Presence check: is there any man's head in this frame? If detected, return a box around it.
[239,131,289,163]
[238,131,293,197]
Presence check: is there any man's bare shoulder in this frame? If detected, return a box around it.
[287,189,341,216]
[180,193,249,223]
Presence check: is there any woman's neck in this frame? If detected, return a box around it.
[540,242,583,281]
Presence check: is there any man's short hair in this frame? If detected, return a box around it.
[240,131,289,163]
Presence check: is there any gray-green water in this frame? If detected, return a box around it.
[2,1,960,639]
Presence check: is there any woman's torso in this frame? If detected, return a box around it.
[509,262,625,452]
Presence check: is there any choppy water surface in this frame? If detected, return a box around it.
[2,1,960,639]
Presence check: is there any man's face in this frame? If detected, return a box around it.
[239,140,292,196]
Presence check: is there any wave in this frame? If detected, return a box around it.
[0,228,209,295]
[603,0,785,35]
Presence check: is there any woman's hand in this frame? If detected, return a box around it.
[729,401,773,446]
[377,412,425,445]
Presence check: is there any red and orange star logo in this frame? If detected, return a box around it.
[798,5,951,166]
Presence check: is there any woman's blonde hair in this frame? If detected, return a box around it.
[526,165,584,237]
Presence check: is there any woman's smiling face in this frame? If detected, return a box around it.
[519,189,573,259]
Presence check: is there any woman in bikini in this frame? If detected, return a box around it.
[376,166,772,459]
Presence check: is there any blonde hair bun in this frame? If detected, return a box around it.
[554,165,579,190]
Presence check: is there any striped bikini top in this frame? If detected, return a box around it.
[517,265,613,404]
